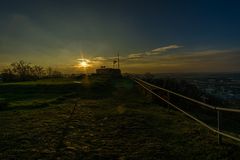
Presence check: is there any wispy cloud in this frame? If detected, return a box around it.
[87,44,183,69]
[124,49,240,73]
[127,53,145,59]
[92,57,107,61]
[76,46,240,73]
[151,45,182,52]
[128,44,182,59]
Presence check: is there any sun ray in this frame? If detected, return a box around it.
[76,58,91,69]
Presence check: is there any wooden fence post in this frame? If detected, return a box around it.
[217,110,222,144]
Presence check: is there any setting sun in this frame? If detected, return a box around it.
[77,58,90,69]
[80,61,88,68]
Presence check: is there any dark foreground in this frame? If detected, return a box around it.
[0,77,240,160]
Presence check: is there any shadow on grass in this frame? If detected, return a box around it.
[0,94,75,112]
[0,77,117,112]
[52,103,80,159]
[0,102,50,112]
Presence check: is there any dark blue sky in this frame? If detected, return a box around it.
[0,0,240,73]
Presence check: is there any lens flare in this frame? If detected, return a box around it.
[80,61,88,68]
[77,58,90,68]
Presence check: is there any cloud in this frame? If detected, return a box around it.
[162,49,237,63]
[152,45,182,52]
[91,44,182,63]
[75,46,240,73]
[92,57,107,61]
[127,53,144,59]
[127,44,182,59]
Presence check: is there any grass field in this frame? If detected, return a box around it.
[0,76,240,159]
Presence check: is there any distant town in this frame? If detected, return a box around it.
[154,73,240,108]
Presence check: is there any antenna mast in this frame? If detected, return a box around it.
[117,52,120,69]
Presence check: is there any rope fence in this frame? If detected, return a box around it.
[133,78,240,144]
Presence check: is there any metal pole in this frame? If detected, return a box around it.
[167,92,170,107]
[217,110,222,144]
[117,53,120,69]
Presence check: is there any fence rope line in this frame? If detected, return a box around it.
[134,78,240,143]
[136,78,240,113]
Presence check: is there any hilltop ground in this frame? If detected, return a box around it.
[0,76,240,160]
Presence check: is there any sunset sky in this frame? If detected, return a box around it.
[0,0,240,73]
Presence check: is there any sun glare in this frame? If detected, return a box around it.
[80,61,88,68]
[77,58,90,69]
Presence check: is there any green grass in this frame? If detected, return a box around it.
[0,77,113,110]
[0,77,240,159]
[0,78,75,86]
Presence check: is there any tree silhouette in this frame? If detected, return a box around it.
[1,60,62,82]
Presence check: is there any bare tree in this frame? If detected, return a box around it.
[1,60,62,82]
[11,60,32,80]
[31,65,45,78]
[1,68,17,82]
[46,67,53,77]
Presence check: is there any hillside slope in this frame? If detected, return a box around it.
[0,77,240,159]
